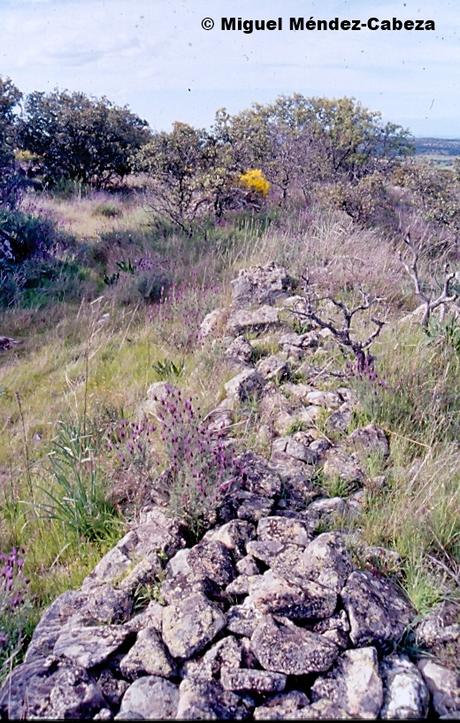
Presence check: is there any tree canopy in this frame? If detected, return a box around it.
[19,89,151,188]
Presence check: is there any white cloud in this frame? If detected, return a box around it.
[0,0,458,135]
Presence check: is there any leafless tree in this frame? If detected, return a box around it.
[292,275,385,373]
[400,232,459,328]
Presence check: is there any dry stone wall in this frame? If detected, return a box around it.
[1,264,458,720]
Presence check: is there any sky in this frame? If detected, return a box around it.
[0,0,458,137]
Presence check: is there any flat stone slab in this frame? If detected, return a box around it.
[251,615,340,675]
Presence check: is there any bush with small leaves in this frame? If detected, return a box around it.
[153,385,242,535]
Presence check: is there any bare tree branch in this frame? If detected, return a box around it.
[400,232,458,327]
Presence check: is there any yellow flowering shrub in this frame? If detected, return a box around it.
[239,168,271,197]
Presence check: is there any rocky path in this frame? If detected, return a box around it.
[1,264,458,720]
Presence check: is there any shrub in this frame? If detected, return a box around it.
[93,202,123,218]
[0,209,62,265]
[153,385,242,535]
[239,168,271,197]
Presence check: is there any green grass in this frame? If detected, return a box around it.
[1,184,458,675]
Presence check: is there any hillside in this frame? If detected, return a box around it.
[0,89,459,720]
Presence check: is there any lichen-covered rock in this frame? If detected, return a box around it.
[227,599,263,638]
[249,569,337,620]
[341,571,414,647]
[222,668,286,694]
[182,636,242,682]
[199,308,226,340]
[247,540,287,565]
[309,610,351,650]
[116,676,179,720]
[257,515,312,546]
[323,447,365,486]
[306,390,342,410]
[53,624,131,669]
[272,435,318,465]
[349,424,390,459]
[251,615,339,675]
[224,368,265,401]
[417,658,460,717]
[204,519,256,558]
[227,305,281,337]
[256,354,290,383]
[310,647,383,719]
[119,628,176,680]
[254,690,310,720]
[188,539,237,587]
[416,600,460,668]
[225,335,254,364]
[231,263,294,308]
[298,532,353,592]
[0,659,105,720]
[380,654,429,719]
[236,492,274,522]
[236,554,261,576]
[162,592,226,659]
[177,678,249,720]
[236,451,282,497]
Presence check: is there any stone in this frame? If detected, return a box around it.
[231,263,294,307]
[341,571,414,647]
[116,676,179,720]
[247,540,286,565]
[310,647,383,719]
[418,658,460,717]
[254,691,310,720]
[323,447,365,486]
[126,600,163,633]
[182,636,242,682]
[249,570,337,620]
[307,496,347,521]
[236,492,274,522]
[256,354,290,383]
[142,380,181,418]
[380,654,429,719]
[257,516,312,546]
[23,590,89,663]
[349,424,390,459]
[204,519,256,557]
[0,659,105,720]
[222,668,286,694]
[309,438,332,457]
[309,610,351,650]
[297,532,353,592]
[224,368,265,401]
[306,390,342,410]
[416,601,460,668]
[119,628,176,680]
[227,599,263,638]
[327,407,353,434]
[162,592,226,659]
[227,305,281,336]
[177,678,249,720]
[226,574,256,596]
[188,539,237,586]
[251,615,339,675]
[97,670,129,709]
[225,335,254,364]
[236,451,282,497]
[53,624,131,669]
[275,435,319,465]
[199,308,226,340]
[236,554,260,576]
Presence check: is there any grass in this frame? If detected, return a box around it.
[0,184,459,673]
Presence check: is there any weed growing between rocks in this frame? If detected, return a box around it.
[152,385,243,537]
